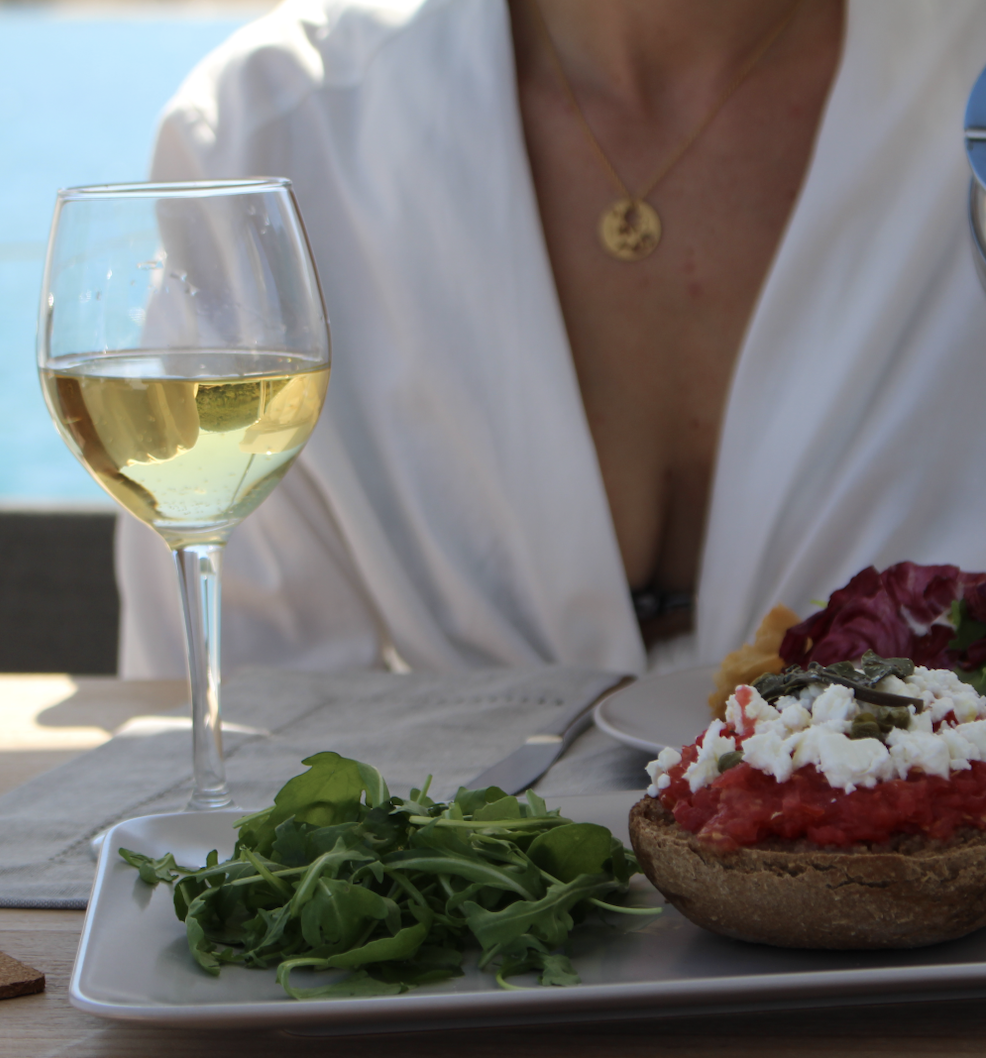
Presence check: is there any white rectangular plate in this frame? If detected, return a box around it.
[71,792,986,1033]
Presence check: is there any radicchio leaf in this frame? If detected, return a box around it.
[779,561,986,672]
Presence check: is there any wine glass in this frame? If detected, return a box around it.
[37,180,331,810]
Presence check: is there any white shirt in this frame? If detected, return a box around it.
[118,0,986,680]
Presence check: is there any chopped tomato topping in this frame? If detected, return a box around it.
[659,734,986,851]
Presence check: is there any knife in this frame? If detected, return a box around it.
[465,676,633,795]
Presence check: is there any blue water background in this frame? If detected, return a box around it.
[0,9,255,502]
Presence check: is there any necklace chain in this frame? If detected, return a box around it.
[529,1,805,260]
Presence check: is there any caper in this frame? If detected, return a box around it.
[864,704,911,734]
[717,750,744,773]
[850,714,883,741]
[887,706,911,730]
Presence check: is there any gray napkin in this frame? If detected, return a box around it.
[0,666,649,909]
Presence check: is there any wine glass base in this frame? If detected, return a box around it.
[187,789,235,811]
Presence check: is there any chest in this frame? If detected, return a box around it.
[529,100,814,497]
[513,16,841,594]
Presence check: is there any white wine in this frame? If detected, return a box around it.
[42,352,329,547]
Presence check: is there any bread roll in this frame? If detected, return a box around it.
[629,796,986,949]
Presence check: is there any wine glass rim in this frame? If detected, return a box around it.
[56,178,293,201]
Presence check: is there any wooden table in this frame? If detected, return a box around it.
[3,677,986,1057]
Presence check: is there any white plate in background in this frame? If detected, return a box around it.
[594,665,717,755]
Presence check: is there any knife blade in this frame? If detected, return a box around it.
[465,676,633,795]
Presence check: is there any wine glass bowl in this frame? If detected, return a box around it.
[39,180,330,546]
[38,180,331,809]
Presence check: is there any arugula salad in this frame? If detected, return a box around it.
[121,752,656,998]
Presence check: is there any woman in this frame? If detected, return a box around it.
[119,0,986,678]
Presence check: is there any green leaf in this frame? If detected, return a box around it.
[949,599,986,652]
[538,952,581,987]
[957,666,986,696]
[240,847,293,899]
[357,761,391,808]
[276,752,366,825]
[320,916,431,970]
[473,796,522,822]
[299,878,392,953]
[241,902,296,960]
[232,805,272,833]
[453,785,508,817]
[943,600,986,692]
[304,822,360,859]
[372,944,464,986]
[120,753,642,1001]
[118,848,188,886]
[490,934,581,989]
[184,888,225,975]
[527,823,614,883]
[276,963,406,1000]
[239,753,381,855]
[407,788,435,811]
[270,818,310,867]
[607,837,631,886]
[288,842,379,913]
[174,875,207,921]
[407,816,468,853]
[464,874,613,954]
[383,847,543,901]
[354,806,407,853]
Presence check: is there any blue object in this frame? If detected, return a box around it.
[0,9,251,501]
[964,63,986,291]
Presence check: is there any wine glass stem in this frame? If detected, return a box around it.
[173,543,232,810]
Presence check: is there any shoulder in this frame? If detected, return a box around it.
[153,0,475,169]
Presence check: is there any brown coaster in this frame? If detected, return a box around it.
[0,951,44,999]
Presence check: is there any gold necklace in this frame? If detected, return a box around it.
[530,1,804,261]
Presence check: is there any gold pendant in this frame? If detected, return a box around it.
[598,198,661,261]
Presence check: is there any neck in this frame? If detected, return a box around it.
[514,0,819,116]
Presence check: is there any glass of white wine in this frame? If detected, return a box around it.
[37,180,331,810]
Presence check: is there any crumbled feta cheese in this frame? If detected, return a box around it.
[791,727,894,791]
[955,719,986,757]
[683,720,737,793]
[809,684,858,729]
[876,674,912,697]
[907,667,975,698]
[650,665,986,796]
[936,726,977,771]
[953,693,984,724]
[798,683,827,707]
[724,686,778,735]
[910,709,934,734]
[927,696,965,725]
[644,747,682,797]
[752,701,813,741]
[779,702,812,732]
[905,667,984,723]
[742,729,799,784]
[932,689,981,724]
[885,728,951,780]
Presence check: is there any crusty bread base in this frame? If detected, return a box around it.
[629,797,986,949]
